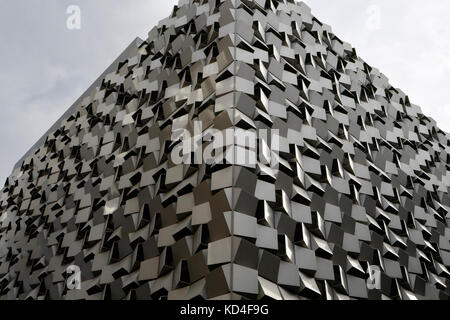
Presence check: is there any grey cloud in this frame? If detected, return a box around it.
[0,0,178,187]
[303,0,450,132]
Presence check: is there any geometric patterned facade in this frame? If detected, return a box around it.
[1,0,450,300]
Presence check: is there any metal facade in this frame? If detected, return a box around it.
[0,0,450,300]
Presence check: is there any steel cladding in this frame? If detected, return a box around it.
[0,0,449,300]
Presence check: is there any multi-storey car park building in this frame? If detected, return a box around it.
[0,0,450,300]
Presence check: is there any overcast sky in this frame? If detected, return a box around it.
[1,0,449,187]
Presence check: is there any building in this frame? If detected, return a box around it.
[0,0,449,300]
